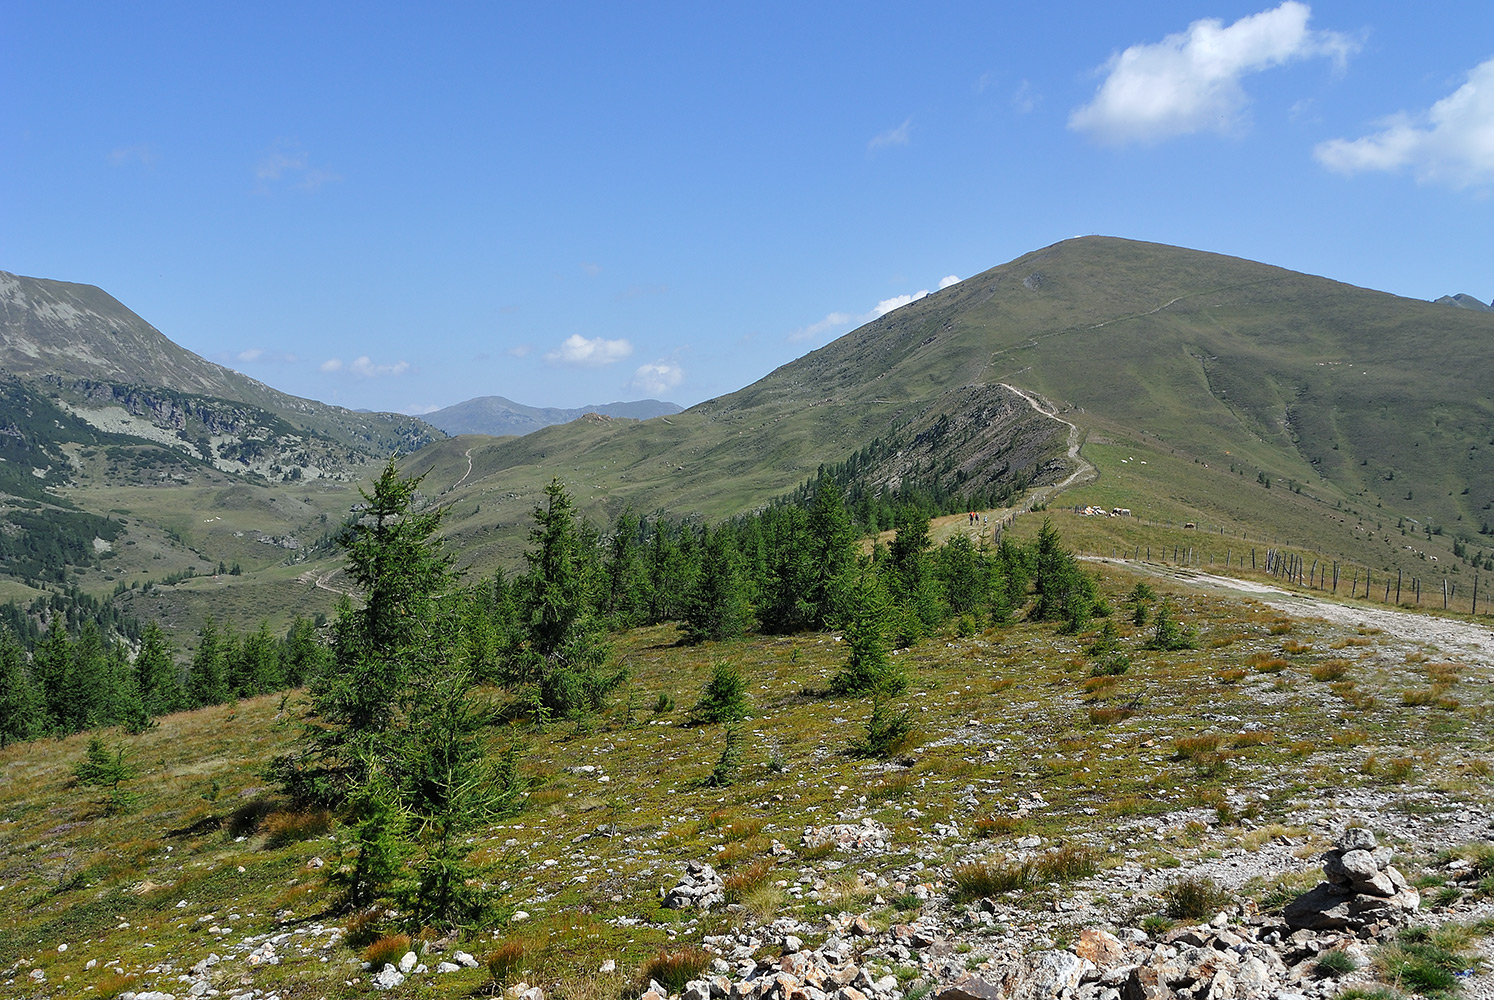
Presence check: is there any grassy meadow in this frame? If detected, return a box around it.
[4,538,1493,997]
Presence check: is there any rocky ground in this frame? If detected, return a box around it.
[5,559,1494,1000]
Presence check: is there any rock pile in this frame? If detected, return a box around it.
[663,861,726,911]
[1283,828,1419,932]
[801,820,891,852]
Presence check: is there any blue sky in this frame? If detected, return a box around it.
[4,2,1492,414]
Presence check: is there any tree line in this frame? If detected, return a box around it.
[0,613,330,747]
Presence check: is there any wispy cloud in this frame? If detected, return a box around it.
[1011,81,1040,115]
[108,143,158,168]
[230,348,299,365]
[506,344,533,358]
[630,360,685,396]
[1069,2,1358,146]
[580,261,603,277]
[254,139,342,193]
[404,403,441,415]
[320,356,410,377]
[1315,57,1494,190]
[545,334,633,367]
[790,276,956,343]
[789,311,857,343]
[868,117,912,151]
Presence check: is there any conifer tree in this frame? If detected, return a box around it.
[934,534,989,617]
[830,569,905,696]
[804,474,856,627]
[325,459,454,735]
[134,621,181,717]
[281,616,331,689]
[681,524,752,644]
[59,621,108,732]
[758,505,817,634]
[233,620,284,697]
[601,510,648,629]
[32,622,72,732]
[280,459,457,805]
[1029,518,1100,630]
[187,616,231,707]
[0,632,41,747]
[884,506,944,641]
[73,736,138,815]
[509,478,623,717]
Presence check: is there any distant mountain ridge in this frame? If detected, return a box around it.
[422,395,682,437]
[1435,293,1493,312]
[0,269,441,479]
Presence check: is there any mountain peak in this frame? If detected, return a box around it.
[1435,292,1493,312]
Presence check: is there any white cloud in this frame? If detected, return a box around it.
[320,356,410,377]
[789,311,856,342]
[868,118,912,151]
[790,278,956,343]
[350,356,410,377]
[1011,81,1039,115]
[1069,2,1358,145]
[580,261,602,277]
[630,360,685,396]
[872,290,929,318]
[108,143,158,168]
[236,348,264,363]
[1314,57,1494,189]
[404,403,441,415]
[254,139,341,193]
[544,334,633,367]
[506,344,533,358]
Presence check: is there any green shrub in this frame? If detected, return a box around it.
[1162,875,1230,919]
[1316,949,1359,977]
[705,725,743,787]
[1148,601,1196,651]
[689,661,748,724]
[854,692,914,759]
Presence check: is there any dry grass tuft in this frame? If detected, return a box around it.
[1310,659,1351,681]
[262,807,332,848]
[641,947,712,994]
[363,933,412,970]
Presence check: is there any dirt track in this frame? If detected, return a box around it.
[1099,558,1494,669]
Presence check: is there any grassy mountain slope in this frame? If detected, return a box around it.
[0,269,441,467]
[406,238,1492,580]
[0,270,440,628]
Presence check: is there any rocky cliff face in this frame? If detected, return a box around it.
[0,269,442,482]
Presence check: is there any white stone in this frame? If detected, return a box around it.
[398,951,418,973]
[372,964,405,990]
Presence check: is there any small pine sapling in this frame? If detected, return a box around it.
[689,660,749,724]
[73,736,138,815]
